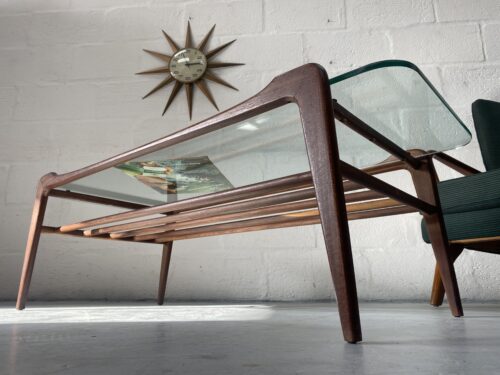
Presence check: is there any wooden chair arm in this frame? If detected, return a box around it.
[432,152,481,176]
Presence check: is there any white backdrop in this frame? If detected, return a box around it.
[1,0,500,301]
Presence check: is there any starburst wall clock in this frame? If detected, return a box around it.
[137,22,244,119]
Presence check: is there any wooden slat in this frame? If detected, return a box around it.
[347,205,416,220]
[88,188,382,238]
[133,199,319,241]
[59,172,314,233]
[152,214,320,243]
[59,172,366,233]
[86,188,317,237]
[40,226,156,244]
[140,198,402,243]
[44,203,417,245]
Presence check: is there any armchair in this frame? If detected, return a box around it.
[423,99,500,306]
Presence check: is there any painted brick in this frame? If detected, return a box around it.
[1,0,70,14]
[69,0,150,10]
[0,46,71,85]
[0,165,9,204]
[483,23,500,62]
[264,247,317,300]
[0,121,54,162]
[95,80,167,120]
[0,87,16,120]
[5,161,56,204]
[186,0,263,35]
[391,24,484,63]
[166,245,268,300]
[347,0,434,28]
[49,119,135,162]
[14,83,97,120]
[304,30,391,70]
[0,253,21,300]
[0,0,499,302]
[215,33,303,72]
[441,64,500,108]
[103,5,184,42]
[70,42,142,80]
[28,10,106,45]
[266,0,344,31]
[435,0,500,21]
[0,15,31,48]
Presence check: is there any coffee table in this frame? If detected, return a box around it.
[16,60,472,343]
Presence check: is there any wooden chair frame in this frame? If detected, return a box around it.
[16,63,463,343]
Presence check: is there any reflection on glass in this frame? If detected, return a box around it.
[60,61,471,205]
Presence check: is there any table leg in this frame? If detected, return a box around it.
[299,86,361,343]
[16,185,49,310]
[157,242,173,305]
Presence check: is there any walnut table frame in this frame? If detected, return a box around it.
[16,62,471,344]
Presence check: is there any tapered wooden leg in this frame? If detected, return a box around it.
[157,242,173,305]
[430,246,464,307]
[430,265,445,306]
[409,158,463,317]
[16,185,49,310]
[298,70,361,343]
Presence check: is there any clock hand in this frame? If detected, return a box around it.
[185,62,203,66]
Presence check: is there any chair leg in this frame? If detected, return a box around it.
[157,242,173,305]
[430,265,445,306]
[410,157,463,317]
[430,246,464,307]
[16,186,49,310]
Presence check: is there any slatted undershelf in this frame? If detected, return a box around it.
[41,161,420,245]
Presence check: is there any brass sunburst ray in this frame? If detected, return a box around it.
[143,76,175,99]
[197,24,216,52]
[195,79,219,110]
[206,39,236,59]
[162,30,180,53]
[142,49,171,63]
[162,81,183,116]
[136,67,170,75]
[185,83,193,119]
[204,71,238,91]
[208,62,245,69]
[185,21,193,49]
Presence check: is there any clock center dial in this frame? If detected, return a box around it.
[169,48,207,83]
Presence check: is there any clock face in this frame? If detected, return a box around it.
[169,48,207,83]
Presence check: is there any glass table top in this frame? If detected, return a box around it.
[60,60,472,205]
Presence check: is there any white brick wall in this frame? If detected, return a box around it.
[0,0,499,302]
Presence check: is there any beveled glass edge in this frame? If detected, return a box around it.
[328,59,473,146]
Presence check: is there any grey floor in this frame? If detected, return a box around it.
[0,302,499,375]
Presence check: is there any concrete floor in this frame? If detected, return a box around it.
[0,302,499,374]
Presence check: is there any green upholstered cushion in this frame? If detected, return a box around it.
[437,168,500,214]
[472,99,500,171]
[421,169,500,243]
[422,206,500,243]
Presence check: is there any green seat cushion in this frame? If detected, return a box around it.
[437,168,500,214]
[472,99,500,171]
[422,206,500,243]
